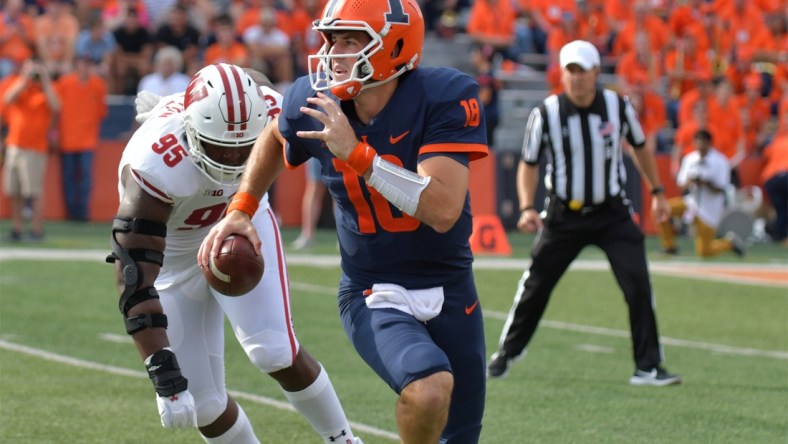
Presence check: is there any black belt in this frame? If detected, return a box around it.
[552,197,621,216]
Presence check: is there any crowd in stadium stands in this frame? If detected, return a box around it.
[0,0,786,244]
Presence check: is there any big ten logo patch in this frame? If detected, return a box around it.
[469,214,512,256]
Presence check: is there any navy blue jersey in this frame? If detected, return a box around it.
[280,67,488,288]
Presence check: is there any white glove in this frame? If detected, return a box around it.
[135,90,162,123]
[156,390,197,428]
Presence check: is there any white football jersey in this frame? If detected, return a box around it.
[676,148,731,228]
[118,86,283,284]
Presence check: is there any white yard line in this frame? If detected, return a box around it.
[0,339,400,441]
[4,249,786,361]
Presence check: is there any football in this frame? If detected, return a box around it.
[203,235,264,296]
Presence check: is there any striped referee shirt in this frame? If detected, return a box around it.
[521,89,646,206]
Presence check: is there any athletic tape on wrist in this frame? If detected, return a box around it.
[227,191,259,217]
[367,156,430,216]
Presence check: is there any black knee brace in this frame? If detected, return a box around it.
[107,217,168,334]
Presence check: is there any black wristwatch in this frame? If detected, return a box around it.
[651,186,665,196]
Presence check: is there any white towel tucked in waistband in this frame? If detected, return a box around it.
[364,283,445,322]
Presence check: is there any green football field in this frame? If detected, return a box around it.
[1,222,786,443]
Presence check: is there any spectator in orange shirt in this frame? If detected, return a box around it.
[697,5,734,77]
[519,0,576,54]
[668,0,705,39]
[204,14,249,67]
[0,59,60,241]
[242,6,293,91]
[34,0,80,77]
[665,31,713,100]
[760,111,788,244]
[234,0,292,37]
[53,55,107,222]
[717,0,765,67]
[604,0,633,37]
[289,0,325,77]
[677,72,714,127]
[735,72,774,154]
[751,12,788,97]
[101,0,152,31]
[575,0,611,54]
[545,62,563,95]
[627,79,668,154]
[527,0,577,29]
[610,1,668,58]
[466,0,516,56]
[672,100,723,175]
[0,0,36,78]
[616,31,663,94]
[546,11,586,62]
[708,77,746,171]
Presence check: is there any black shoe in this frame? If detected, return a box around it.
[28,230,45,242]
[487,351,513,379]
[661,247,679,255]
[5,229,22,242]
[725,231,746,257]
[629,366,681,386]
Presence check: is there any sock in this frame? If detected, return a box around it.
[201,404,259,444]
[282,364,357,443]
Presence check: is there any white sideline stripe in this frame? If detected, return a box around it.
[2,248,786,286]
[0,339,399,441]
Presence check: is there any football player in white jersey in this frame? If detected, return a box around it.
[110,63,361,444]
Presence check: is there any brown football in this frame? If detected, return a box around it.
[203,235,264,296]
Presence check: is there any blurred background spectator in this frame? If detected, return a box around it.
[136,45,189,96]
[760,112,788,245]
[204,14,249,67]
[0,0,36,79]
[34,0,80,77]
[242,5,293,91]
[0,59,60,241]
[153,4,201,75]
[53,55,107,222]
[470,44,501,148]
[75,16,117,78]
[109,6,154,94]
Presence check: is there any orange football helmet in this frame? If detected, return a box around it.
[308,0,424,100]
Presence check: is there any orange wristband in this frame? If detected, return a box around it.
[346,141,377,176]
[226,191,259,217]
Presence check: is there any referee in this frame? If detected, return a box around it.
[487,40,681,386]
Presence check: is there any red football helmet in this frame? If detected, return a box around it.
[308,0,424,100]
[183,63,271,185]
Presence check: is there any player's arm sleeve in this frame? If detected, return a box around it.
[521,105,547,166]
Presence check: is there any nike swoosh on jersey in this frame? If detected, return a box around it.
[465,300,479,315]
[389,130,410,144]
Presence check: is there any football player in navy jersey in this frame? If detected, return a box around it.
[200,0,489,442]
